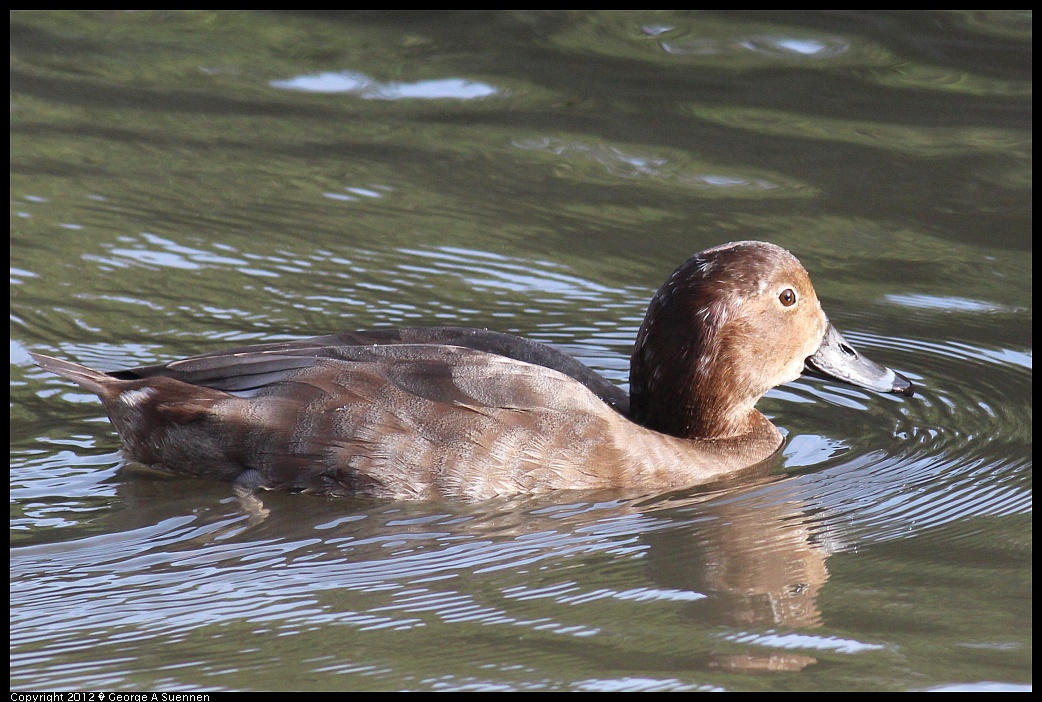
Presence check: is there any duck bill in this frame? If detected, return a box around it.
[805,323,914,397]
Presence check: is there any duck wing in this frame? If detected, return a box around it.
[108,326,629,413]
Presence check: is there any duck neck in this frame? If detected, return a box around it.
[629,360,758,440]
[628,284,759,441]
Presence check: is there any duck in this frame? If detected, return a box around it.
[31,241,913,501]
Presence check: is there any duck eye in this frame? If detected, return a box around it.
[779,288,797,307]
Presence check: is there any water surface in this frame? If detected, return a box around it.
[11,10,1031,692]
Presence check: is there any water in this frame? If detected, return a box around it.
[10,11,1031,691]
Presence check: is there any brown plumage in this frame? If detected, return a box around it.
[32,241,913,501]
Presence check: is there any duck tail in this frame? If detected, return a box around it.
[30,352,120,401]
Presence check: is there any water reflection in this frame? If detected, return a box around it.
[662,34,851,60]
[514,137,809,196]
[687,105,1030,157]
[885,293,1018,314]
[552,12,872,68]
[271,70,500,100]
[12,469,854,679]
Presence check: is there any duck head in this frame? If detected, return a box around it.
[630,241,912,440]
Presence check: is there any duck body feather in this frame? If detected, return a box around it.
[32,242,912,501]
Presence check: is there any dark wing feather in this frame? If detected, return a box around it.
[108,326,629,413]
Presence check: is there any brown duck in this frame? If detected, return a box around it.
[32,241,913,500]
